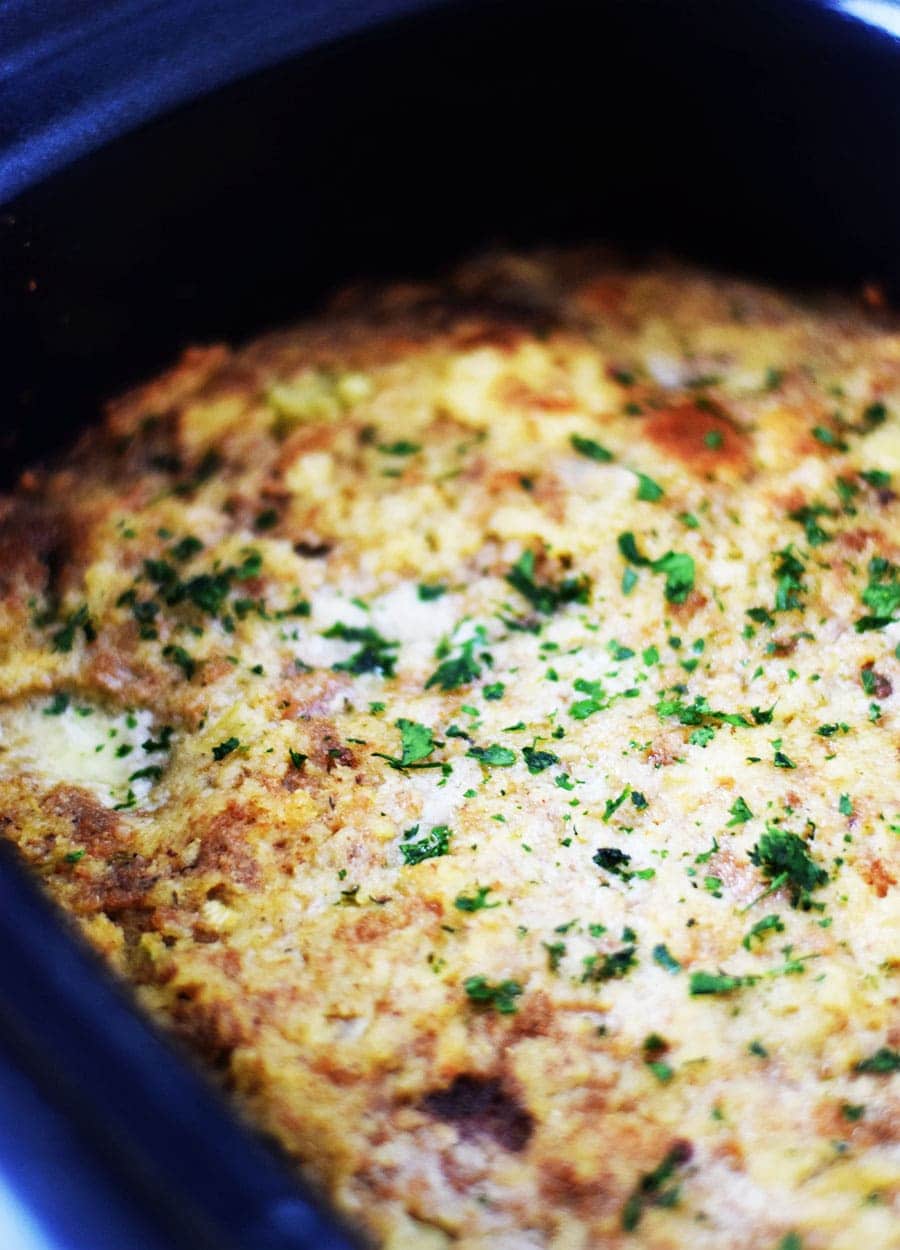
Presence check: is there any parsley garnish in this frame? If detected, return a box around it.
[812,425,848,451]
[211,737,240,761]
[506,549,590,615]
[43,693,70,716]
[377,440,421,455]
[517,746,558,776]
[652,944,681,973]
[373,718,437,769]
[742,913,784,950]
[727,796,753,826]
[593,847,632,877]
[400,824,451,865]
[162,644,196,680]
[417,582,447,600]
[621,1141,691,1231]
[749,828,828,907]
[773,546,806,612]
[855,556,900,631]
[583,945,637,982]
[634,472,664,502]
[426,637,482,690]
[464,976,523,1013]
[51,604,96,653]
[454,886,499,912]
[855,1047,900,1074]
[289,750,308,770]
[617,533,695,603]
[788,503,834,547]
[325,622,400,677]
[467,744,516,767]
[571,434,613,462]
[690,970,755,995]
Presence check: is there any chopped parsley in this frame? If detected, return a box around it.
[417,582,447,601]
[467,744,516,767]
[727,796,754,826]
[400,824,452,865]
[617,533,695,603]
[583,945,637,982]
[43,692,70,716]
[690,970,755,995]
[288,749,307,770]
[652,944,681,973]
[374,718,437,769]
[812,425,848,451]
[51,604,96,653]
[571,434,613,462]
[325,622,400,678]
[788,503,834,547]
[621,1141,691,1231]
[854,1047,900,1075]
[426,637,482,691]
[377,440,421,455]
[773,546,806,612]
[463,976,523,1013]
[454,886,499,912]
[162,644,196,680]
[748,828,828,907]
[505,549,590,615]
[593,847,632,877]
[634,471,664,502]
[522,746,559,774]
[211,737,240,761]
[855,556,900,631]
[742,913,784,950]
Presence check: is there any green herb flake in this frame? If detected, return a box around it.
[621,1142,691,1231]
[506,549,590,616]
[854,1047,900,1075]
[377,440,421,455]
[634,472,664,502]
[417,582,447,601]
[583,945,637,982]
[728,796,754,826]
[51,604,96,653]
[211,737,240,762]
[855,556,900,631]
[652,944,681,973]
[571,434,614,462]
[454,886,499,913]
[522,746,559,774]
[463,975,523,1014]
[749,828,829,907]
[690,970,755,995]
[400,824,452,866]
[325,622,400,678]
[162,644,196,680]
[426,639,482,691]
[467,744,516,767]
[742,913,784,950]
[812,425,848,451]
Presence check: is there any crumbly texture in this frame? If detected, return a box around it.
[0,252,898,1250]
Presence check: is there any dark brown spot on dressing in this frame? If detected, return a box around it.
[423,1074,534,1152]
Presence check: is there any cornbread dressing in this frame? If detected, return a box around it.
[0,253,898,1249]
